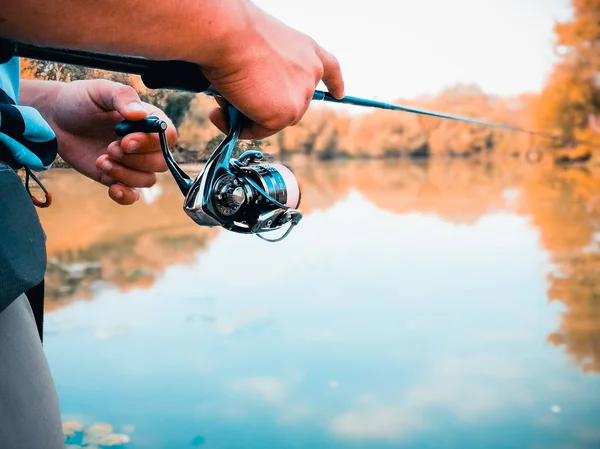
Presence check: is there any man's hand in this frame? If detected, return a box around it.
[202,3,345,140]
[45,79,176,205]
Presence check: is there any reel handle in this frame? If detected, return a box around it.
[115,116,167,136]
[114,115,194,196]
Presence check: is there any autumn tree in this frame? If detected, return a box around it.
[20,57,89,82]
[535,0,600,158]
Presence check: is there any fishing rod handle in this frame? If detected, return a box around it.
[1,39,212,93]
[115,116,167,137]
[141,60,211,92]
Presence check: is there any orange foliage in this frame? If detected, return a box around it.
[19,58,38,80]
[535,0,600,160]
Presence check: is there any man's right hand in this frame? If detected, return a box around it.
[198,2,345,140]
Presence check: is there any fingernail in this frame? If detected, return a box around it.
[109,145,124,160]
[101,159,113,171]
[127,141,140,153]
[127,102,145,112]
[115,190,123,199]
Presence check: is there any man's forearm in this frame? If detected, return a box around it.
[1,0,251,68]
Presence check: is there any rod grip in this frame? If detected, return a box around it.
[142,60,211,92]
[115,116,167,137]
[2,39,213,93]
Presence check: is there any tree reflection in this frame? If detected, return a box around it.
[519,165,600,373]
[37,160,600,373]
[40,161,526,310]
[37,170,219,311]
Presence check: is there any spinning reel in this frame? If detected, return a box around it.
[115,104,303,242]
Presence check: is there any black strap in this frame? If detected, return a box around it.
[25,280,45,344]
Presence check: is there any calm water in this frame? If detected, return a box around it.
[36,159,600,449]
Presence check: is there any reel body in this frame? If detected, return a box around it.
[115,105,302,242]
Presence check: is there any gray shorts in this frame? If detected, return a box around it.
[0,294,64,449]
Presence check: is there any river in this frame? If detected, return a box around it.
[35,158,600,449]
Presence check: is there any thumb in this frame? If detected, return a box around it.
[90,80,148,120]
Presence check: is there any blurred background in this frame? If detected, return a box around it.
[22,0,600,448]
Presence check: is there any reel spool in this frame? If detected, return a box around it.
[115,105,302,242]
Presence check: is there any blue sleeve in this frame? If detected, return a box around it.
[0,58,58,171]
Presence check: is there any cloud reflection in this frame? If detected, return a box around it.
[331,356,532,441]
[230,377,286,404]
[331,401,427,440]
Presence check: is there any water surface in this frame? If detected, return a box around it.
[37,159,600,449]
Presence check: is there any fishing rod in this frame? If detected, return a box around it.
[0,39,592,242]
[312,91,563,141]
[0,40,574,142]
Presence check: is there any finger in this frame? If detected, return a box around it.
[118,129,177,155]
[108,146,168,173]
[316,47,345,99]
[96,154,157,188]
[208,108,228,135]
[208,101,240,133]
[214,96,228,110]
[209,108,278,140]
[87,80,149,121]
[108,183,140,206]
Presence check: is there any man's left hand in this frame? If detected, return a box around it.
[48,79,177,205]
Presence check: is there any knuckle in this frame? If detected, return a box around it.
[284,109,301,127]
[262,112,295,131]
[292,110,306,126]
[291,99,310,126]
[329,54,341,71]
[114,84,137,101]
[260,92,310,130]
[94,78,116,89]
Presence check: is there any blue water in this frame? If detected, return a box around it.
[40,163,600,449]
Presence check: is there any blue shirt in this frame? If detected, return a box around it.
[0,57,57,171]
